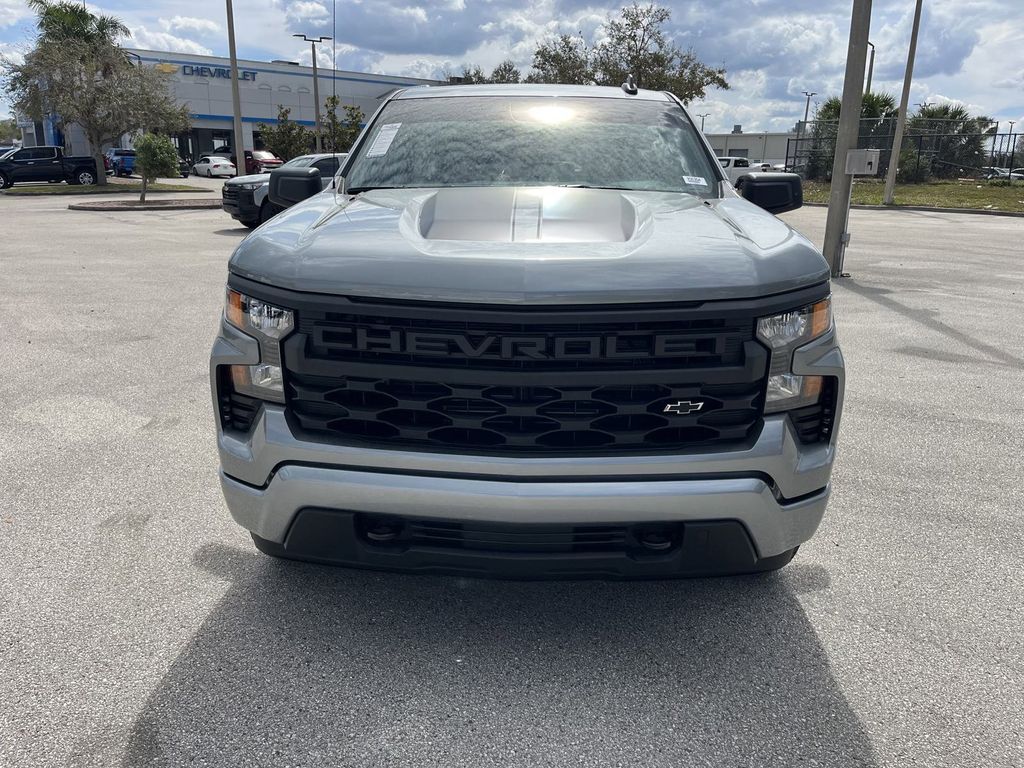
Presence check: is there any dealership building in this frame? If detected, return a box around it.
[18,48,440,158]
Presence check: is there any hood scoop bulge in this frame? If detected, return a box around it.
[416,187,639,243]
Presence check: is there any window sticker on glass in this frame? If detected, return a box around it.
[366,123,402,157]
[684,175,709,186]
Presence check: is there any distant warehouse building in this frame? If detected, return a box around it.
[17,48,441,158]
[704,124,799,165]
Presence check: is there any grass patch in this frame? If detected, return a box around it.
[3,181,209,196]
[802,179,1024,213]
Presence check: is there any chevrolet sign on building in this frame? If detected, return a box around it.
[17,48,440,159]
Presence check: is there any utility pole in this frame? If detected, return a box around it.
[865,41,875,94]
[294,33,332,153]
[821,0,872,278]
[696,113,709,131]
[225,0,246,174]
[883,0,923,206]
[802,91,817,125]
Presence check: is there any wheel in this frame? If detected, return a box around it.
[258,200,276,225]
[0,172,10,189]
[76,170,96,185]
[191,166,198,176]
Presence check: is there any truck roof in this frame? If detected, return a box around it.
[392,83,674,102]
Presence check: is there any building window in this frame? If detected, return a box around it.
[277,85,292,92]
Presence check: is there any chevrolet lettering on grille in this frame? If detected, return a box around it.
[313,325,716,361]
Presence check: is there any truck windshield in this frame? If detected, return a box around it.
[344,95,720,196]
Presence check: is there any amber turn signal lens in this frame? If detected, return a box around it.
[802,375,823,399]
[810,299,832,337]
[226,288,245,329]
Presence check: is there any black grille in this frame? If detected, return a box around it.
[298,309,747,371]
[227,282,839,456]
[222,186,239,201]
[287,374,762,452]
[403,519,637,554]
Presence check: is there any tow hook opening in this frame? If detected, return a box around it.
[633,524,681,553]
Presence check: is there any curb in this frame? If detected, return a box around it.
[68,199,222,211]
[803,202,1024,218]
[4,187,213,197]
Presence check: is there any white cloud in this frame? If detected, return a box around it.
[0,39,25,63]
[0,0,31,29]
[162,16,220,36]
[286,1,329,22]
[129,26,213,56]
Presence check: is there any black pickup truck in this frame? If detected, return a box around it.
[0,146,99,189]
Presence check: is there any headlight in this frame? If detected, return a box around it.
[224,289,293,405]
[756,298,831,350]
[226,288,293,339]
[757,297,832,414]
[236,181,264,191]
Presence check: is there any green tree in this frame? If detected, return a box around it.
[322,96,364,152]
[133,132,179,202]
[3,1,186,185]
[26,0,128,46]
[590,3,728,100]
[489,60,521,84]
[258,105,311,160]
[0,117,18,143]
[906,103,993,178]
[458,65,488,84]
[805,91,899,180]
[526,33,593,84]
[525,6,727,101]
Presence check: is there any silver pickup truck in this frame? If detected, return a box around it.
[210,83,844,578]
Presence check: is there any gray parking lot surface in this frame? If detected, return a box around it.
[1,197,1021,767]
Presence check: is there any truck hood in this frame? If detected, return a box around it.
[229,186,829,304]
[225,172,271,186]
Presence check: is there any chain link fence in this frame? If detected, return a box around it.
[785,118,1015,181]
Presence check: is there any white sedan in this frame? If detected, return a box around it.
[192,155,236,178]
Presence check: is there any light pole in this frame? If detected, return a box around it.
[883,0,924,206]
[224,0,246,174]
[865,41,875,94]
[294,33,332,152]
[696,113,709,131]
[1010,121,1017,171]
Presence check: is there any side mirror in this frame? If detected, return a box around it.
[269,166,322,208]
[735,172,803,214]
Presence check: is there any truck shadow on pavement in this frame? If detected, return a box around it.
[122,543,878,767]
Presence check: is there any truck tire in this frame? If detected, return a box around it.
[73,169,96,185]
[0,172,10,189]
[258,200,276,225]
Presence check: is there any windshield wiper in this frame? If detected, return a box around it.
[345,185,402,194]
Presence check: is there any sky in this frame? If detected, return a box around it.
[2,0,1022,134]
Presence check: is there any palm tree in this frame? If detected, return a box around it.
[27,0,129,47]
[805,92,898,179]
[906,103,993,178]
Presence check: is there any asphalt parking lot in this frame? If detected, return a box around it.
[1,194,1022,767]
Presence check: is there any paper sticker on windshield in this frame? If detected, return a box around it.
[366,123,401,157]
[684,175,709,186]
